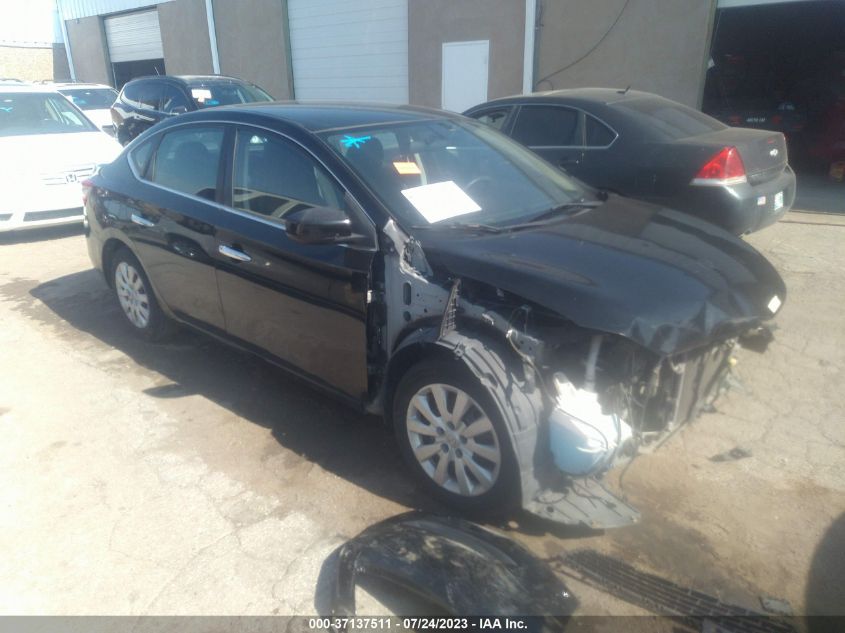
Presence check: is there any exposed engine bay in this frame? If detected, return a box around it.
[368,220,775,528]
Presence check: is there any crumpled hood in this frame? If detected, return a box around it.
[417,196,786,356]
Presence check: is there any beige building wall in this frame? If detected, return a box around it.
[64,16,111,86]
[212,0,293,99]
[159,0,214,75]
[0,45,57,82]
[534,0,716,107]
[408,0,526,108]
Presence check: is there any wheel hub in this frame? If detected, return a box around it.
[405,383,502,497]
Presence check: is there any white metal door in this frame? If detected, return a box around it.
[442,40,489,112]
[287,0,408,103]
[104,9,163,63]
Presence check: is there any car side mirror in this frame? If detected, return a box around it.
[284,205,361,245]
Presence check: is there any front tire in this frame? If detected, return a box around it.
[111,248,173,341]
[392,359,520,515]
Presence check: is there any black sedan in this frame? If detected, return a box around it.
[465,88,796,235]
[83,103,785,528]
[111,74,273,145]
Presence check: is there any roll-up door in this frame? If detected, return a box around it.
[104,9,164,63]
[288,0,408,103]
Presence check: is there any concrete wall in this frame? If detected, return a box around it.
[212,0,293,99]
[534,0,716,107]
[0,45,56,82]
[408,0,525,108]
[159,0,213,75]
[65,16,111,85]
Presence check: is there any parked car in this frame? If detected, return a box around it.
[465,88,796,235]
[0,85,122,232]
[707,99,807,138]
[54,82,119,136]
[84,103,785,527]
[111,75,273,145]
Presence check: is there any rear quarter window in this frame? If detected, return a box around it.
[471,108,511,130]
[129,138,155,178]
[121,83,141,108]
[615,98,726,140]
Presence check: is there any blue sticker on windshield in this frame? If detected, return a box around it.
[341,134,372,149]
[0,106,12,112]
[206,99,219,106]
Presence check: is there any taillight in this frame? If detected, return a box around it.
[691,146,747,186]
[81,178,94,204]
[771,114,783,126]
[728,115,742,125]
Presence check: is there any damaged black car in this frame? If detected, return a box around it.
[83,103,786,528]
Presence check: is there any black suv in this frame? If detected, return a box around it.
[111,75,273,145]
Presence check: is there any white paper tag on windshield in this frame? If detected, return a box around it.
[401,181,481,224]
[191,88,212,101]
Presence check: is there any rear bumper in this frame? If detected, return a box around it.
[0,207,83,233]
[684,165,796,234]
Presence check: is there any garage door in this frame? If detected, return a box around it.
[288,0,408,103]
[104,9,163,63]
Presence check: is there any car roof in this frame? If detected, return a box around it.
[472,87,663,108]
[0,84,63,94]
[188,101,461,132]
[53,83,115,90]
[124,75,257,87]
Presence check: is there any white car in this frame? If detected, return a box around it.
[0,85,122,232]
[54,83,119,135]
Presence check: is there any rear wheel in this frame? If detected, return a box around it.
[111,248,173,341]
[392,359,519,515]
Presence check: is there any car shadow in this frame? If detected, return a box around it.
[805,511,845,631]
[29,268,438,514]
[28,268,603,539]
[0,224,85,245]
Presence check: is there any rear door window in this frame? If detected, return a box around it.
[511,105,580,146]
[150,126,224,200]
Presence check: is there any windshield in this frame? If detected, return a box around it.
[58,87,118,110]
[319,118,589,228]
[0,92,97,137]
[188,82,273,108]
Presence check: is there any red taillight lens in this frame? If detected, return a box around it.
[692,146,747,185]
[728,115,742,125]
[771,114,783,126]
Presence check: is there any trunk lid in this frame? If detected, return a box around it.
[678,127,788,184]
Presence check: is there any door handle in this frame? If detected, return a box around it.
[130,213,155,227]
[218,244,252,263]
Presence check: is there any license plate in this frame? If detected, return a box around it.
[774,191,784,210]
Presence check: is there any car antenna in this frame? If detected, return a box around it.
[617,85,631,94]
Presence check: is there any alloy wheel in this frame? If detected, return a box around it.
[405,383,501,497]
[115,261,151,329]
